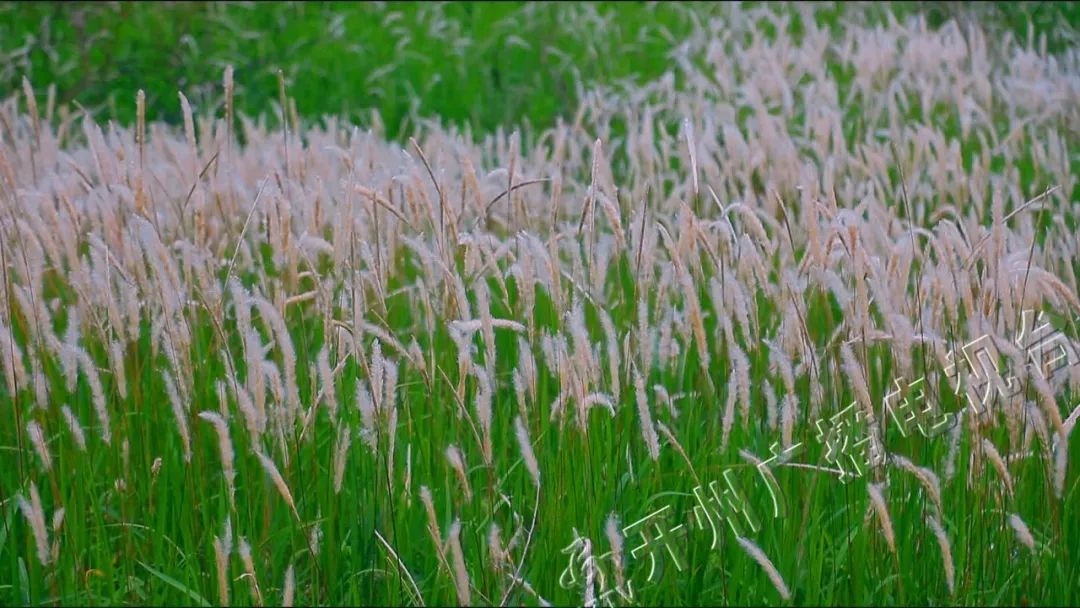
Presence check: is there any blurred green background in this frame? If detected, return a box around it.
[1,1,1078,138]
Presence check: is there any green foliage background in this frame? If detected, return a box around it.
[2,1,1077,136]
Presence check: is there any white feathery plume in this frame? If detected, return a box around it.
[1008,513,1036,552]
[239,537,264,606]
[1053,434,1068,499]
[514,415,541,487]
[0,322,27,395]
[60,405,86,452]
[419,486,445,560]
[445,444,473,502]
[234,381,264,441]
[866,482,897,555]
[472,363,494,465]
[684,117,699,198]
[657,421,696,477]
[605,513,626,597]
[282,564,295,607]
[244,328,266,423]
[981,438,1014,497]
[841,343,877,430]
[29,351,48,411]
[16,482,51,566]
[721,377,738,451]
[583,392,617,417]
[449,318,527,334]
[213,519,233,607]
[317,346,338,422]
[927,516,955,595]
[1031,371,1066,437]
[49,507,65,565]
[21,76,40,138]
[634,369,661,461]
[199,411,237,509]
[780,393,798,449]
[599,308,621,402]
[474,277,497,371]
[164,373,192,462]
[765,385,779,430]
[108,340,128,399]
[356,381,377,450]
[517,336,537,404]
[255,449,300,520]
[1063,402,1080,438]
[577,535,597,608]
[513,370,528,421]
[61,311,80,391]
[26,420,51,471]
[890,454,942,516]
[253,296,301,421]
[488,523,505,571]
[333,426,352,495]
[730,342,751,427]
[734,536,791,600]
[309,520,322,557]
[636,297,653,371]
[447,519,472,606]
[76,347,110,444]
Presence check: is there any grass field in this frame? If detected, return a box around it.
[1,2,1080,606]
[2,2,1078,135]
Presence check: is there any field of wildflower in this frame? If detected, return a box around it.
[1,2,1079,606]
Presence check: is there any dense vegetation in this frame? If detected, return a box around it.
[2,2,1077,135]
[1,2,1079,606]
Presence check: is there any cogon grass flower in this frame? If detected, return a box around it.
[605,513,626,597]
[514,415,541,487]
[981,438,1015,498]
[198,411,236,509]
[735,536,791,601]
[254,449,300,520]
[927,516,955,595]
[1008,513,1036,553]
[419,486,444,562]
[634,369,661,461]
[238,537,264,606]
[26,420,51,471]
[282,564,295,607]
[75,347,110,445]
[16,482,50,566]
[447,519,471,606]
[445,444,473,502]
[891,454,942,517]
[332,426,352,495]
[488,523,505,571]
[213,519,233,607]
[867,482,897,556]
